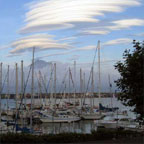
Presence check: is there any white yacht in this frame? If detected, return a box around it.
[81,106,105,120]
[94,114,138,129]
[0,122,13,133]
[0,122,7,131]
[39,110,81,123]
[81,111,105,120]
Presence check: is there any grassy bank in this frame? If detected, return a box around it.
[0,129,143,143]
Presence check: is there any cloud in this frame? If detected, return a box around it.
[10,34,72,54]
[129,32,144,37]
[36,37,133,60]
[19,0,141,34]
[37,45,98,60]
[59,36,77,41]
[103,38,132,46]
[108,19,144,30]
[67,55,80,61]
[7,53,23,57]
[79,30,110,35]
[0,45,9,50]
[38,51,71,59]
[76,45,96,51]
[79,18,144,36]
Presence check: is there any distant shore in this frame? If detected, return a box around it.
[0,92,119,99]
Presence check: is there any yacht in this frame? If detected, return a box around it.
[39,110,81,123]
[94,114,138,129]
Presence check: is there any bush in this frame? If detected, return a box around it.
[0,129,143,143]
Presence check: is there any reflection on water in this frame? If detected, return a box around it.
[33,120,97,134]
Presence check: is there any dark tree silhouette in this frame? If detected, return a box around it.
[115,40,144,122]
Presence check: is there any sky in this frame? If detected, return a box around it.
[0,0,144,92]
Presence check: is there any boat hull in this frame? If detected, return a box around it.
[81,113,104,120]
[40,117,81,123]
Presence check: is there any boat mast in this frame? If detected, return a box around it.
[15,63,18,127]
[50,63,53,107]
[7,65,10,129]
[98,41,101,113]
[80,68,83,107]
[91,66,94,108]
[44,74,47,106]
[83,72,85,94]
[0,62,2,123]
[74,61,76,106]
[30,47,35,131]
[64,83,66,99]
[54,63,56,109]
[21,61,24,100]
[21,60,24,127]
[38,71,42,106]
[108,74,113,108]
[68,67,71,103]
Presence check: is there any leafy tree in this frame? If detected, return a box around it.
[115,40,144,121]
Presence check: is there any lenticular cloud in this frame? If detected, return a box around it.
[20,0,141,34]
[10,34,71,54]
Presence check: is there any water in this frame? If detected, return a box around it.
[1,97,136,134]
[33,120,96,134]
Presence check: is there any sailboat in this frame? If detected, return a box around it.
[39,109,81,123]
[39,64,81,123]
[81,41,105,120]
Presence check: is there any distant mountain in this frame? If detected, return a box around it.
[29,59,50,69]
[34,59,48,69]
[33,60,68,70]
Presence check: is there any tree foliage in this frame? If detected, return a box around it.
[115,40,144,121]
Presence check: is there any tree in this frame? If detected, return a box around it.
[115,40,144,122]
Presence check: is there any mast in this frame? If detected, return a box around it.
[21,60,24,127]
[21,61,24,99]
[74,61,76,106]
[7,65,10,128]
[50,63,53,107]
[83,72,85,93]
[64,83,66,99]
[21,60,24,98]
[68,67,71,103]
[38,71,42,106]
[91,66,94,108]
[0,62,2,123]
[83,72,85,108]
[44,74,47,106]
[98,41,101,113]
[108,74,113,108]
[30,47,35,130]
[15,63,18,127]
[54,63,56,109]
[80,68,82,107]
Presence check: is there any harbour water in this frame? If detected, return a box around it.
[1,97,136,134]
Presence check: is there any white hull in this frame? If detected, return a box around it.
[124,125,144,132]
[96,121,118,129]
[81,113,104,120]
[40,116,81,123]
[6,111,14,116]
[95,115,139,130]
